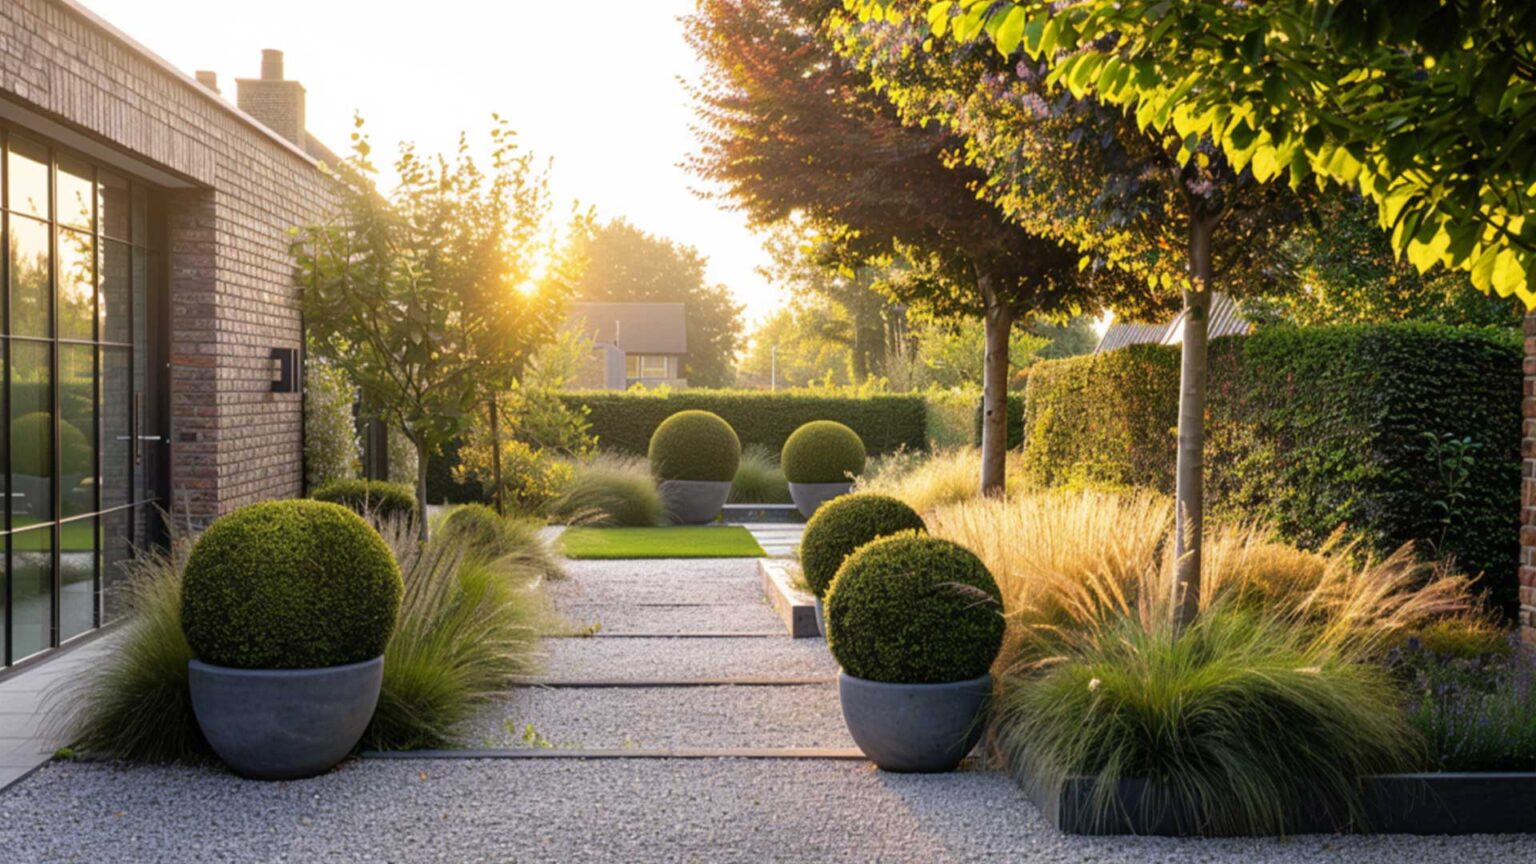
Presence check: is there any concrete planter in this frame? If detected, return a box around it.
[838,671,990,773]
[658,479,731,525]
[788,481,853,520]
[1036,772,1536,835]
[189,656,384,781]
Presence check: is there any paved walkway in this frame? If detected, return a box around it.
[0,637,114,791]
[3,555,1534,862]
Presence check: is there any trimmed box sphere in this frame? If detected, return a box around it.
[825,534,1003,684]
[312,479,418,523]
[782,420,866,484]
[799,493,926,599]
[648,410,741,482]
[182,500,403,670]
[13,412,91,475]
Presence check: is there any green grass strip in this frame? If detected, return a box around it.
[561,526,765,560]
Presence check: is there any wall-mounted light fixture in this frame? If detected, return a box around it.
[271,347,300,393]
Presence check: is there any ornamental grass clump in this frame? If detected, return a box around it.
[782,420,866,484]
[440,503,565,583]
[825,534,1003,683]
[799,493,926,599]
[856,447,1026,514]
[548,453,664,527]
[647,409,741,482]
[312,478,420,525]
[729,444,791,504]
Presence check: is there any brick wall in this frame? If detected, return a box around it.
[1,0,339,524]
[1523,314,1536,645]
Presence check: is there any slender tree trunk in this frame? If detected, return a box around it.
[489,396,505,517]
[980,285,1012,498]
[414,437,431,543]
[1173,218,1215,629]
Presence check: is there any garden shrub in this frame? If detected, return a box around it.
[181,500,403,669]
[547,453,664,527]
[729,445,791,504]
[561,389,926,456]
[824,533,1003,684]
[648,410,740,482]
[782,420,866,484]
[303,359,360,491]
[11,412,91,475]
[313,478,420,523]
[1021,324,1522,614]
[800,493,927,598]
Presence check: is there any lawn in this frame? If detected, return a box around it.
[560,526,765,560]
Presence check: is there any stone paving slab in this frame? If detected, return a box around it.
[6,759,1532,864]
[470,684,852,750]
[540,636,838,681]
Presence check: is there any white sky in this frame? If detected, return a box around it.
[80,0,779,326]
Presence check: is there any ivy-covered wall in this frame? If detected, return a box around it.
[1021,324,1523,614]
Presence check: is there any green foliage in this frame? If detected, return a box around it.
[649,410,741,482]
[313,479,421,524]
[11,412,89,476]
[995,607,1419,835]
[1020,325,1523,614]
[782,420,867,483]
[452,386,593,516]
[547,454,664,527]
[1392,634,1536,773]
[440,505,513,557]
[801,493,928,598]
[303,359,360,491]
[729,445,791,504]
[562,390,927,457]
[825,533,1003,683]
[922,391,977,449]
[181,501,403,670]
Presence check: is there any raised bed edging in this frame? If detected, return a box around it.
[1038,772,1536,836]
[758,559,818,638]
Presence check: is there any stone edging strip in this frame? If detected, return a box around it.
[360,747,865,761]
[510,676,836,688]
[758,558,818,638]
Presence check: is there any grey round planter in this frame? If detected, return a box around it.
[189,656,384,781]
[658,479,731,525]
[788,481,853,520]
[838,671,991,773]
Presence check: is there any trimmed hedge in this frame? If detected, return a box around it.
[648,410,741,482]
[1021,324,1522,614]
[313,479,420,523]
[181,500,402,669]
[561,390,926,457]
[825,533,1004,684]
[782,421,866,483]
[799,493,927,599]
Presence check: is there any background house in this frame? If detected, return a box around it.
[1095,292,1252,353]
[566,302,689,389]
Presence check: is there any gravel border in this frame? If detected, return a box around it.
[540,636,838,680]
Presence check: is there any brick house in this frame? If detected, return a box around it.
[0,0,336,669]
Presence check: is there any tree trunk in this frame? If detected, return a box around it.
[1173,218,1215,629]
[489,396,505,517]
[980,288,1013,498]
[414,437,431,543]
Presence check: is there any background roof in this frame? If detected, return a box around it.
[566,302,689,354]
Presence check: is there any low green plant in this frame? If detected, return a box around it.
[824,534,1003,684]
[647,410,741,482]
[181,500,403,669]
[729,445,791,504]
[782,420,866,484]
[547,453,664,527]
[799,493,926,598]
[1394,637,1536,772]
[312,479,420,524]
[363,517,553,751]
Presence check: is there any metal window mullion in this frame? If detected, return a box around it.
[47,146,59,653]
[1,126,10,668]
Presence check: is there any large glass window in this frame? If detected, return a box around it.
[1,128,160,667]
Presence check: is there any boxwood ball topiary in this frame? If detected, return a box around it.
[825,534,1003,684]
[11,412,91,476]
[182,500,403,670]
[648,410,741,482]
[782,420,866,484]
[312,479,419,523]
[799,493,926,599]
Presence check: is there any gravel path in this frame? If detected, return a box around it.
[557,602,782,635]
[469,684,851,749]
[540,636,837,680]
[4,759,1526,864]
[547,571,763,606]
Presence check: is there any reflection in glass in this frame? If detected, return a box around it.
[101,508,133,624]
[60,517,97,641]
[6,136,50,218]
[8,215,51,337]
[58,228,95,341]
[99,171,130,240]
[102,348,130,510]
[10,527,53,660]
[61,345,96,518]
[101,240,130,344]
[11,341,53,521]
[56,156,94,230]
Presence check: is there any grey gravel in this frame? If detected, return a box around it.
[4,759,1527,864]
[559,601,782,635]
[541,636,837,680]
[547,571,763,606]
[470,684,851,749]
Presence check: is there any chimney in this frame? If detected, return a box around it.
[194,70,220,94]
[236,49,306,147]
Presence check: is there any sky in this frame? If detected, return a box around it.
[82,0,780,326]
